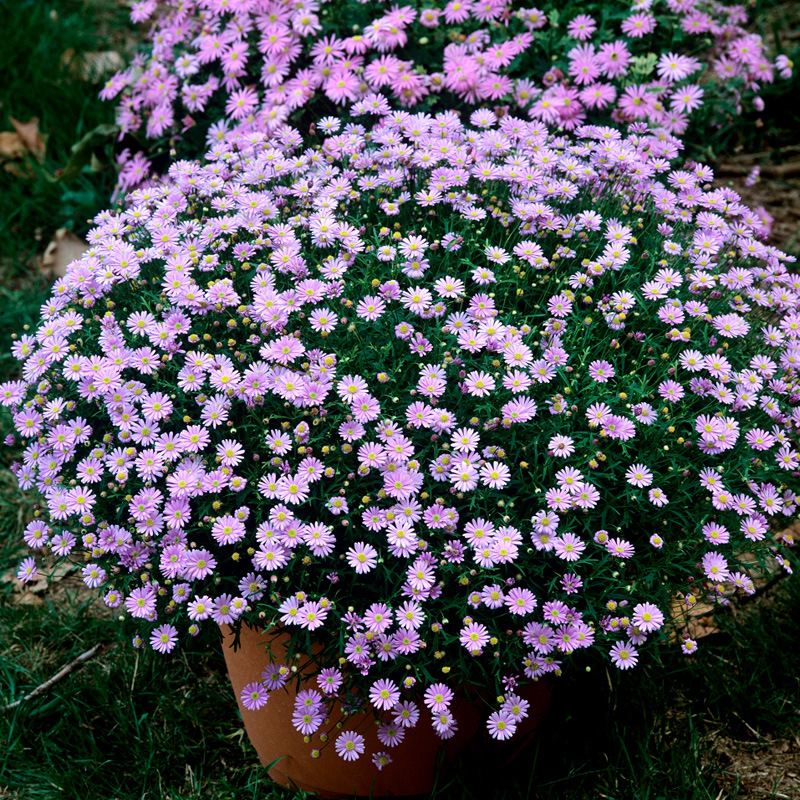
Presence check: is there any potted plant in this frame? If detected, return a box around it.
[3,108,797,796]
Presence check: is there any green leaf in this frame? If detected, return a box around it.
[630,53,658,78]
[55,123,120,183]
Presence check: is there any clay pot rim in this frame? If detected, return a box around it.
[220,621,549,713]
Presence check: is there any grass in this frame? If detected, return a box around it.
[0,0,132,283]
[0,606,299,799]
[1,1,799,798]
[0,282,55,378]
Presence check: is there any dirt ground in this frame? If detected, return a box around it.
[712,733,800,799]
[716,149,800,258]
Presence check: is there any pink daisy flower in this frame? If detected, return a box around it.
[150,624,178,654]
[588,359,615,382]
[702,551,729,582]
[346,542,378,574]
[553,533,586,562]
[548,435,575,458]
[567,13,597,40]
[17,557,37,584]
[464,370,496,397]
[632,603,665,633]
[480,460,510,489]
[606,538,635,558]
[370,679,401,711]
[486,710,517,740]
[625,464,653,487]
[292,707,323,736]
[309,307,337,333]
[423,682,453,713]
[460,621,490,653]
[484,245,510,264]
[356,295,386,322]
[505,587,537,615]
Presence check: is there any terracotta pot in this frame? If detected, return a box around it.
[221,624,552,798]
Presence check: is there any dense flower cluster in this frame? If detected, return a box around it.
[103,0,791,189]
[4,109,797,763]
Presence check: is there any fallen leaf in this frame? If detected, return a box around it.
[61,48,124,81]
[25,562,78,595]
[0,130,26,161]
[3,161,31,178]
[41,229,89,279]
[9,117,47,162]
[16,592,43,607]
[60,46,76,70]
[0,570,43,606]
[670,595,719,641]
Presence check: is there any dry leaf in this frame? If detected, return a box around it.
[61,48,124,81]
[670,595,719,641]
[41,229,89,279]
[9,117,47,162]
[61,46,76,68]
[16,592,43,607]
[4,162,32,177]
[25,563,77,595]
[1,559,80,607]
[0,130,26,161]
[0,570,42,606]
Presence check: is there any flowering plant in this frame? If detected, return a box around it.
[103,0,791,191]
[3,107,797,767]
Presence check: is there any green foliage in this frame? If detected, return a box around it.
[741,0,800,155]
[0,0,131,279]
[0,282,54,378]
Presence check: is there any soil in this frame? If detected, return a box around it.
[711,733,800,799]
[715,151,800,258]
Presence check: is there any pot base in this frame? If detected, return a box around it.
[221,624,551,798]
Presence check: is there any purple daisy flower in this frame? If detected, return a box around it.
[369,678,401,711]
[17,557,37,584]
[241,681,269,711]
[486,710,517,740]
[150,624,178,654]
[632,602,665,633]
[609,640,639,670]
[588,359,615,382]
[335,730,365,761]
[345,542,378,574]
